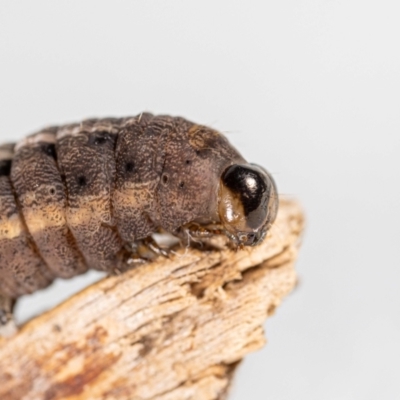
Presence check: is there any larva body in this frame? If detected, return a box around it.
[0,113,278,303]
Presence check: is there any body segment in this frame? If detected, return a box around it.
[11,128,87,278]
[0,143,53,297]
[113,113,166,242]
[56,119,124,271]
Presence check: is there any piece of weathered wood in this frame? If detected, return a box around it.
[0,198,303,400]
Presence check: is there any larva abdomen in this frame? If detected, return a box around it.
[0,113,249,299]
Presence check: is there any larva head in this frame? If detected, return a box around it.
[218,164,278,246]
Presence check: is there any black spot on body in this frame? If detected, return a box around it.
[0,159,11,177]
[179,181,185,189]
[77,176,87,187]
[41,143,57,160]
[89,131,111,146]
[162,174,168,184]
[125,162,135,173]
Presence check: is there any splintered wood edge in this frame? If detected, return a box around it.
[0,198,304,400]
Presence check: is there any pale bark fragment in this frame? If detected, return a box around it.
[0,198,304,400]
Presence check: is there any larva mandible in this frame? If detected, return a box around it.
[0,113,278,332]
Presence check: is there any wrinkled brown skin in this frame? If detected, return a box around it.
[0,114,247,303]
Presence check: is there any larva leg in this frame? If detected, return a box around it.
[0,294,16,338]
[141,236,170,257]
[117,237,169,273]
[175,222,236,251]
[113,244,148,274]
[126,239,166,263]
[178,222,224,244]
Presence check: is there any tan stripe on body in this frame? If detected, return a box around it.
[1,201,114,238]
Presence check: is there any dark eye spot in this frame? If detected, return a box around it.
[77,176,87,187]
[41,143,57,160]
[0,159,11,177]
[162,174,168,184]
[125,162,135,173]
[49,188,56,195]
[186,160,191,165]
[90,131,111,145]
[179,181,185,189]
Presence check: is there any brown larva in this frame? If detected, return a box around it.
[0,113,278,334]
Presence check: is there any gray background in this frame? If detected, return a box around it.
[1,1,399,399]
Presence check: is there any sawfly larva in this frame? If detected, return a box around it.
[0,113,278,333]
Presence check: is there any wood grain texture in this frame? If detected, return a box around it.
[0,198,304,400]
